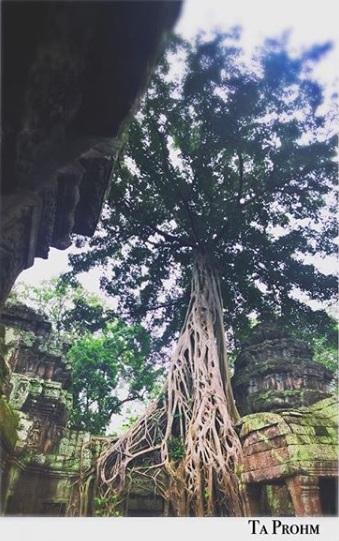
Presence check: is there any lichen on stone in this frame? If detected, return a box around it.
[0,395,19,448]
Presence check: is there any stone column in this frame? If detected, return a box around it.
[286,475,321,516]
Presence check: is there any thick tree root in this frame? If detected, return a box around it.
[98,255,244,516]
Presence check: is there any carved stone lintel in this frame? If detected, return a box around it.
[1,1,182,312]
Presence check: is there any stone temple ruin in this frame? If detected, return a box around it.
[239,397,338,516]
[0,0,338,519]
[233,323,338,517]
[233,323,335,415]
[0,0,181,516]
[0,304,165,516]
[0,304,108,516]
[0,311,337,517]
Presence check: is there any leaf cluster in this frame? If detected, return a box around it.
[68,320,160,434]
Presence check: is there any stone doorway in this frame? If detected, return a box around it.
[319,477,338,516]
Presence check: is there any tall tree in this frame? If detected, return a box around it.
[70,31,337,515]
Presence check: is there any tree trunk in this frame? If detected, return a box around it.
[98,253,244,516]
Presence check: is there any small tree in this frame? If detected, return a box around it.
[68,320,158,434]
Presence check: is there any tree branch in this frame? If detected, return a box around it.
[146,109,200,247]
[141,298,185,312]
[117,394,143,407]
[145,223,193,248]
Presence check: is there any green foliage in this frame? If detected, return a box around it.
[168,436,185,461]
[286,310,338,372]
[94,493,122,517]
[68,30,336,352]
[68,320,161,434]
[0,396,19,448]
[121,412,140,432]
[9,277,113,346]
[313,336,337,373]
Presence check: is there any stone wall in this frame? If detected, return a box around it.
[0,303,105,516]
[9,343,72,389]
[1,405,108,516]
[238,396,338,516]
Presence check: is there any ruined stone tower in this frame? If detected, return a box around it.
[0,304,105,516]
[233,322,334,416]
[233,322,338,517]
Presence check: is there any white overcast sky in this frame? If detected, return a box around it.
[18,0,338,301]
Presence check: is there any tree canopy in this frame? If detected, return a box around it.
[69,30,337,351]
